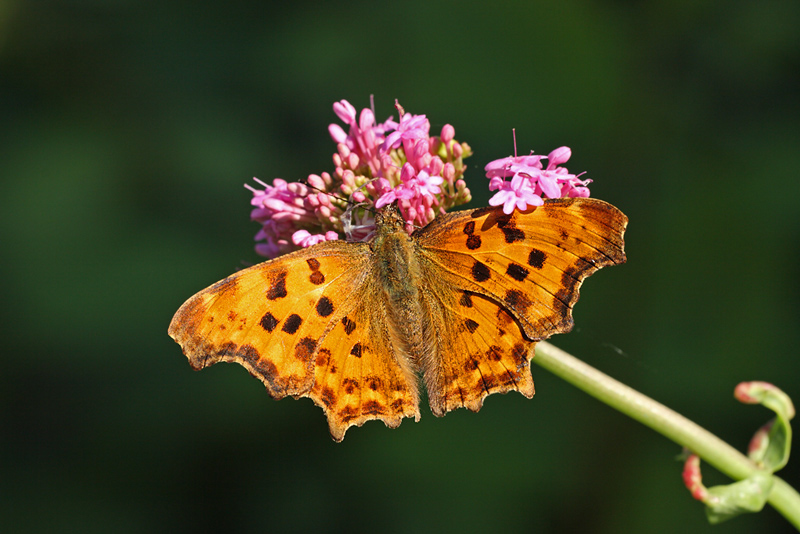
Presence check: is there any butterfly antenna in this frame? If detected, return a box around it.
[301,179,351,204]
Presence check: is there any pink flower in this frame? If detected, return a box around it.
[484,145,592,211]
[382,108,431,171]
[249,98,473,256]
[247,178,310,224]
[383,112,430,151]
[488,173,543,214]
[484,154,545,179]
[536,146,589,199]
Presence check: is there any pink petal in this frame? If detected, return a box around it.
[538,174,562,198]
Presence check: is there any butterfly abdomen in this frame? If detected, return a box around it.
[371,216,433,372]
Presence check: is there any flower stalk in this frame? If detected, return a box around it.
[533,341,800,529]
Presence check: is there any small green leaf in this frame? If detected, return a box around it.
[735,381,794,472]
[704,473,774,524]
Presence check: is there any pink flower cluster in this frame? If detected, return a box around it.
[485,146,591,215]
[247,99,473,257]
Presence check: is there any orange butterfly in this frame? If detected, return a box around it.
[169,197,627,441]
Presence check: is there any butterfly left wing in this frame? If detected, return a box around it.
[168,241,421,440]
[414,197,627,415]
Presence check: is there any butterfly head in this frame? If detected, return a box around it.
[374,202,407,234]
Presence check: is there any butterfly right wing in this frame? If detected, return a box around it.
[414,198,627,415]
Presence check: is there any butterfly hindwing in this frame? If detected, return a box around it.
[309,285,421,441]
[419,285,535,416]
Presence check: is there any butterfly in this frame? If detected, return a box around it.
[168,197,627,441]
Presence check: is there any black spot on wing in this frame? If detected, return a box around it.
[282,313,302,334]
[497,214,525,243]
[341,316,356,335]
[471,261,491,282]
[316,296,334,317]
[266,271,288,300]
[506,263,529,282]
[466,234,482,250]
[528,249,546,269]
[260,312,278,332]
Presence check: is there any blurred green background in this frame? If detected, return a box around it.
[2,1,799,532]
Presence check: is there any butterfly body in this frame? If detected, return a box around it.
[169,198,627,441]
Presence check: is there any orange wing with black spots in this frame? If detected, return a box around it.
[416,198,627,340]
[419,286,535,416]
[168,241,420,441]
[414,198,627,414]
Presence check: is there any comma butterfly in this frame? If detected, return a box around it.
[169,197,627,441]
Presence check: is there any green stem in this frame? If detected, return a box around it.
[534,341,800,530]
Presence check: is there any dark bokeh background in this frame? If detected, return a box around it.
[2,1,799,532]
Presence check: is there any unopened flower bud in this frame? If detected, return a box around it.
[329,124,347,144]
[307,174,326,190]
[414,139,430,159]
[418,153,431,169]
[347,153,360,169]
[428,156,443,177]
[441,124,455,144]
[359,108,375,130]
[443,163,456,184]
[452,142,463,158]
[548,146,572,166]
[333,100,356,125]
[425,206,435,222]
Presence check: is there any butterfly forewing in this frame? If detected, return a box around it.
[415,198,627,341]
